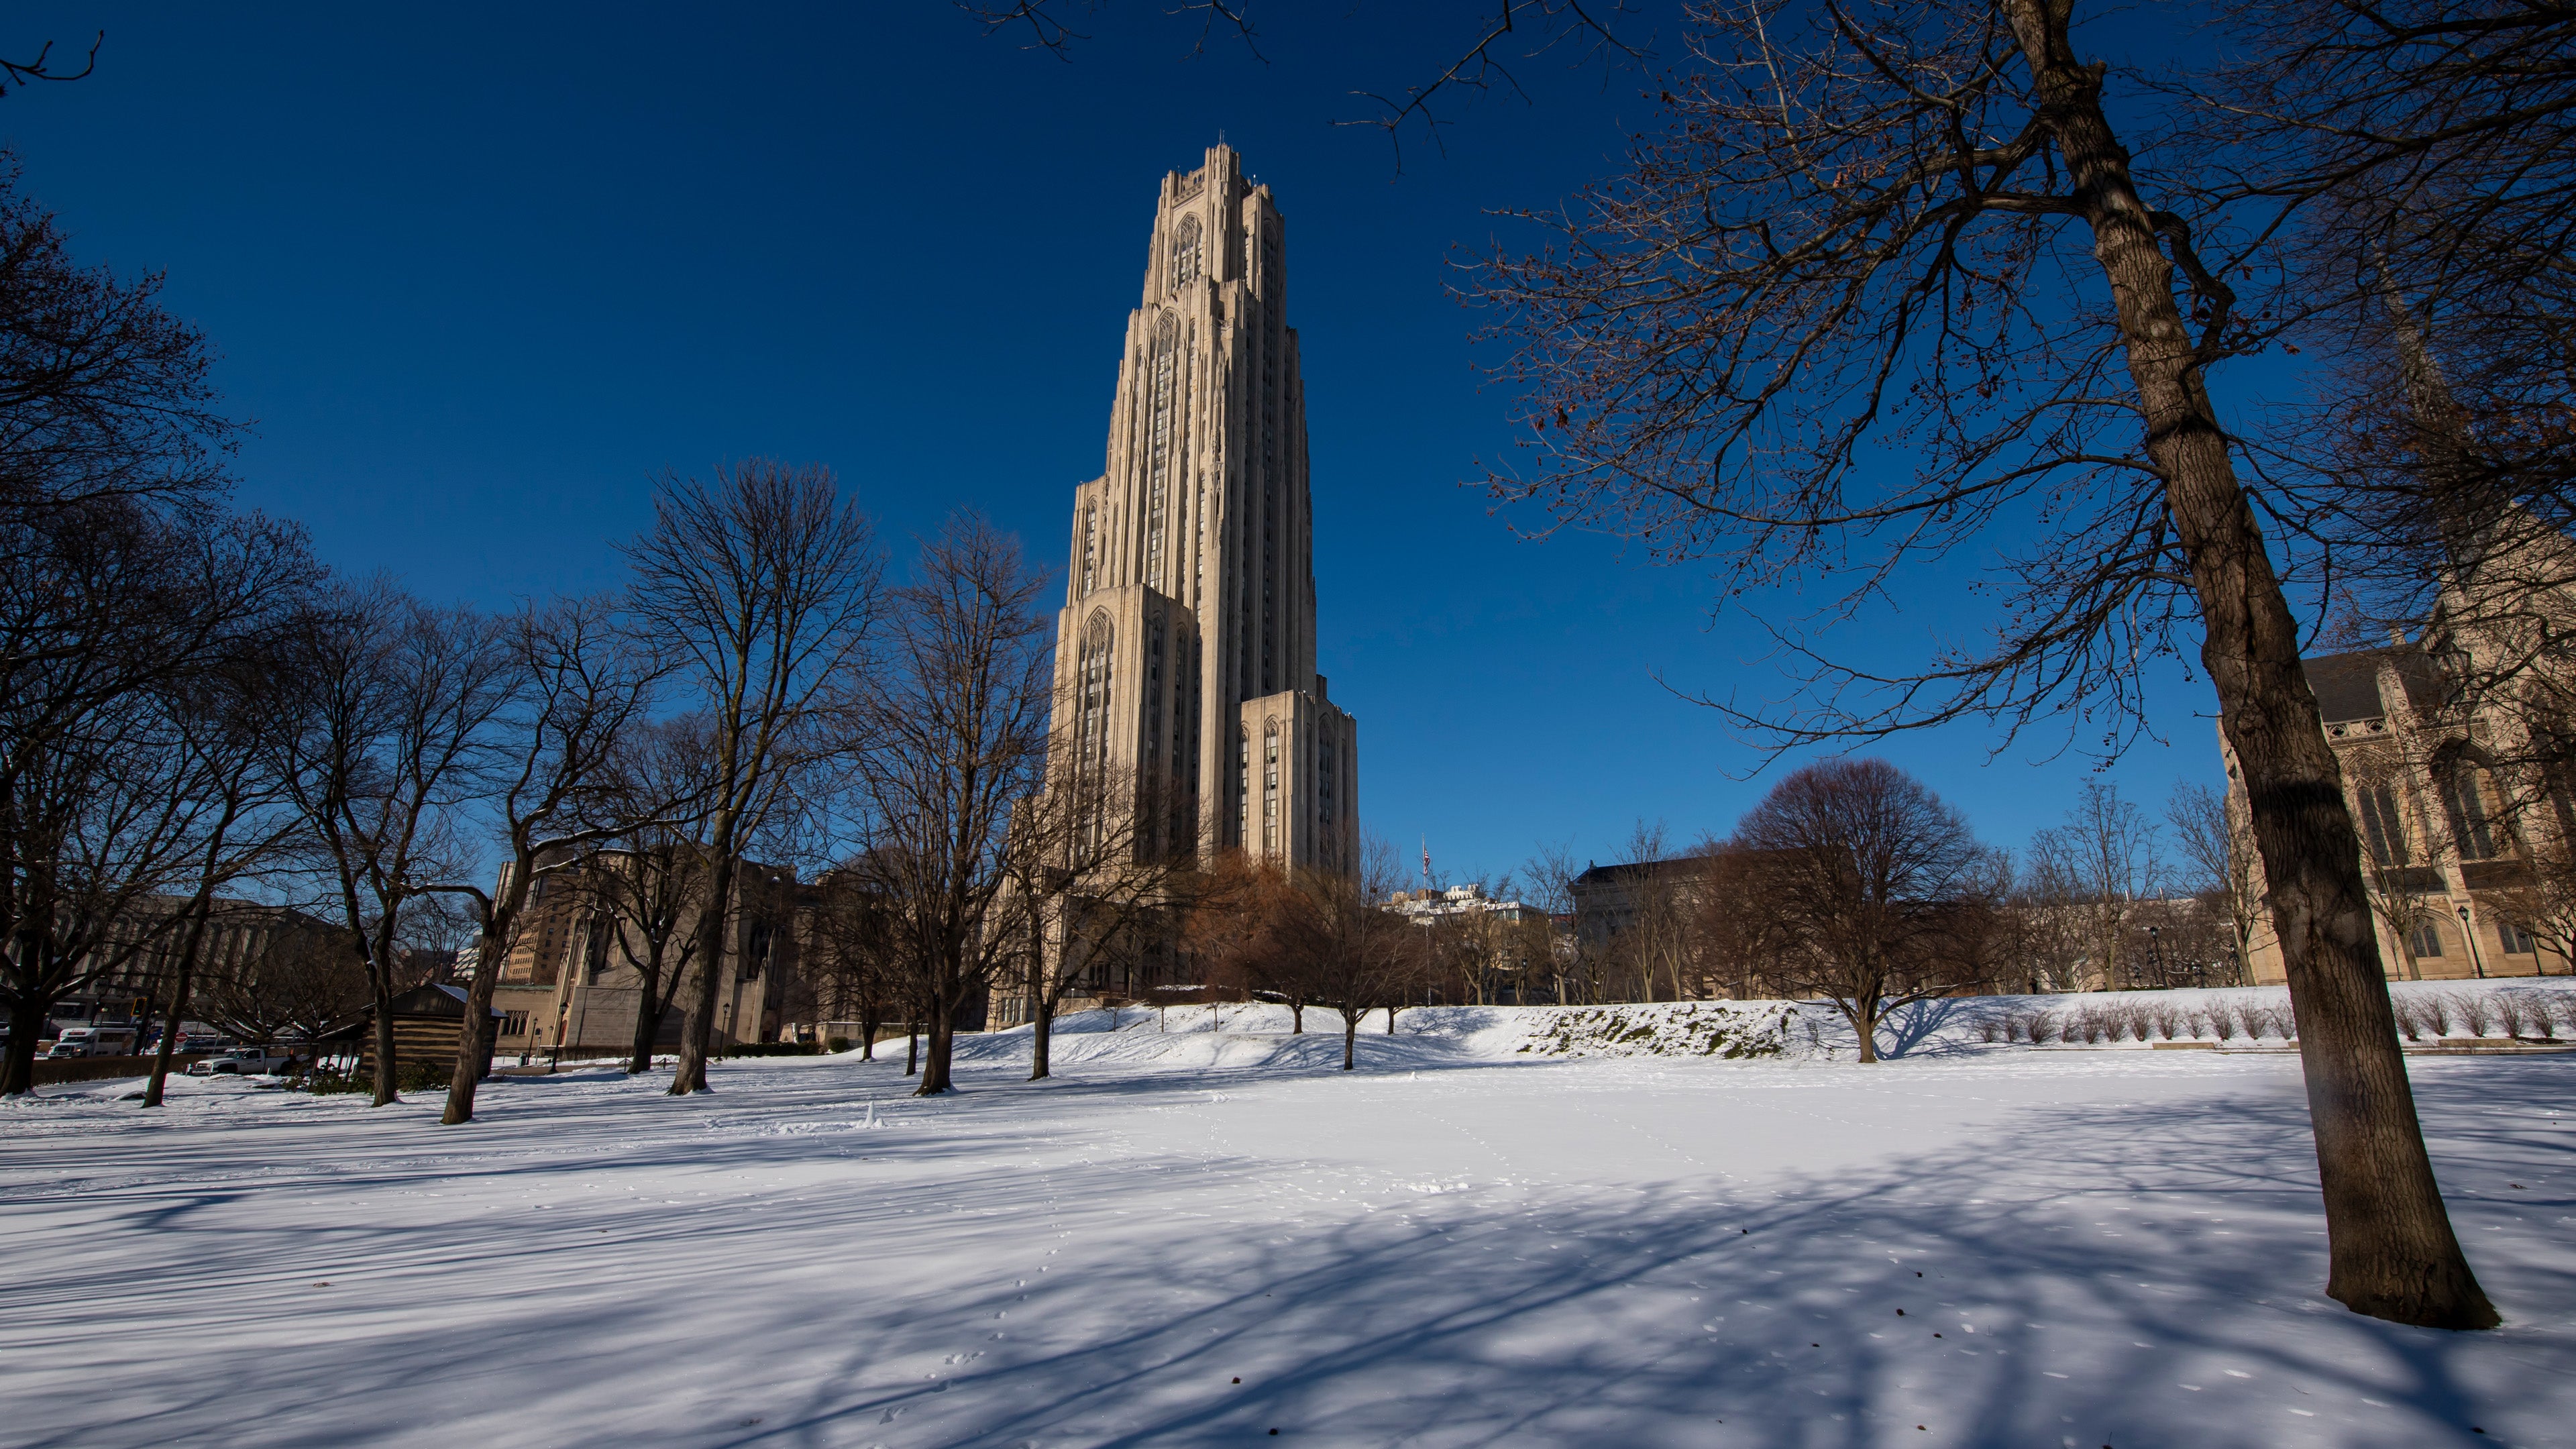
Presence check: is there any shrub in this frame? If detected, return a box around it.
[720,1040,826,1058]
[2454,992,2495,1038]
[2492,994,2530,1039]
[2422,994,2455,1036]
[827,1036,854,1053]
[2531,994,2566,1039]
[2391,997,2426,1042]
[2548,993,2576,1038]
[2207,1003,2239,1041]
[305,1060,451,1096]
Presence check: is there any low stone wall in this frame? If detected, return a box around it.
[32,1054,211,1086]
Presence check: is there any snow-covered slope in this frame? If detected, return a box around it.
[955,976,2576,1074]
[6,983,2571,1448]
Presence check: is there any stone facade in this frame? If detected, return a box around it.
[2224,518,2576,984]
[483,853,802,1060]
[1049,144,1360,872]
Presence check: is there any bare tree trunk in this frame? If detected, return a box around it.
[669,853,739,1094]
[442,930,501,1124]
[1290,1000,1304,1034]
[1849,996,1881,1065]
[364,919,401,1106]
[906,1013,919,1076]
[2005,0,2494,1330]
[1340,1011,1358,1071]
[1385,1004,1398,1034]
[3,1009,44,1096]
[917,983,955,1095]
[1030,997,1054,1081]
[142,900,215,1109]
[627,964,665,1074]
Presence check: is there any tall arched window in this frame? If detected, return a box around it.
[2438,759,2501,861]
[1262,720,1281,854]
[1077,612,1114,786]
[1145,312,1179,589]
[1169,214,1202,290]
[2357,781,2408,866]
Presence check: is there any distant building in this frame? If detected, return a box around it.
[52,896,341,1028]
[1387,882,1547,929]
[480,852,802,1060]
[1568,857,1709,951]
[1044,143,1360,871]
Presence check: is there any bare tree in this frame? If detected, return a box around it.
[1690,843,1789,1000]
[1472,0,2495,1328]
[625,460,879,1095]
[564,716,718,1073]
[0,36,99,97]
[1730,759,1986,1062]
[273,584,513,1106]
[1609,819,1700,1001]
[2185,3,2576,662]
[955,2,1642,166]
[803,861,906,1058]
[1187,852,1312,1028]
[2167,780,2261,987]
[429,597,667,1124]
[2025,781,2164,990]
[1279,837,1426,1071]
[846,513,1053,1095]
[1517,839,1593,1003]
[0,156,235,525]
[1012,769,1216,1081]
[140,654,307,1108]
[1,511,311,1093]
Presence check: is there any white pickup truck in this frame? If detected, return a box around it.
[186,1046,301,1077]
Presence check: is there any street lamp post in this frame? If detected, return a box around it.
[2145,924,2165,989]
[2457,903,2489,981]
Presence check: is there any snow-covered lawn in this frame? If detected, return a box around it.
[4,1004,2571,1448]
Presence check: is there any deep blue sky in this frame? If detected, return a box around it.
[5,3,2242,886]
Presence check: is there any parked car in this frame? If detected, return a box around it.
[185,1046,301,1077]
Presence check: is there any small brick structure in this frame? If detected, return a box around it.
[316,984,503,1079]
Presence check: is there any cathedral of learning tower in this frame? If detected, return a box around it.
[1052,145,1359,869]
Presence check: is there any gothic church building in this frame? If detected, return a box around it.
[1052,145,1359,869]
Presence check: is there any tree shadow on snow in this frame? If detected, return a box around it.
[6,1055,2564,1449]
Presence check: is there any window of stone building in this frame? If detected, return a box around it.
[1262,720,1280,853]
[2408,920,2447,959]
[2439,762,2501,860]
[2357,782,2408,866]
[2500,920,2538,956]
[1169,215,1203,290]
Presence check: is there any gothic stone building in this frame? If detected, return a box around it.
[1053,144,1360,871]
[2224,519,2576,983]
